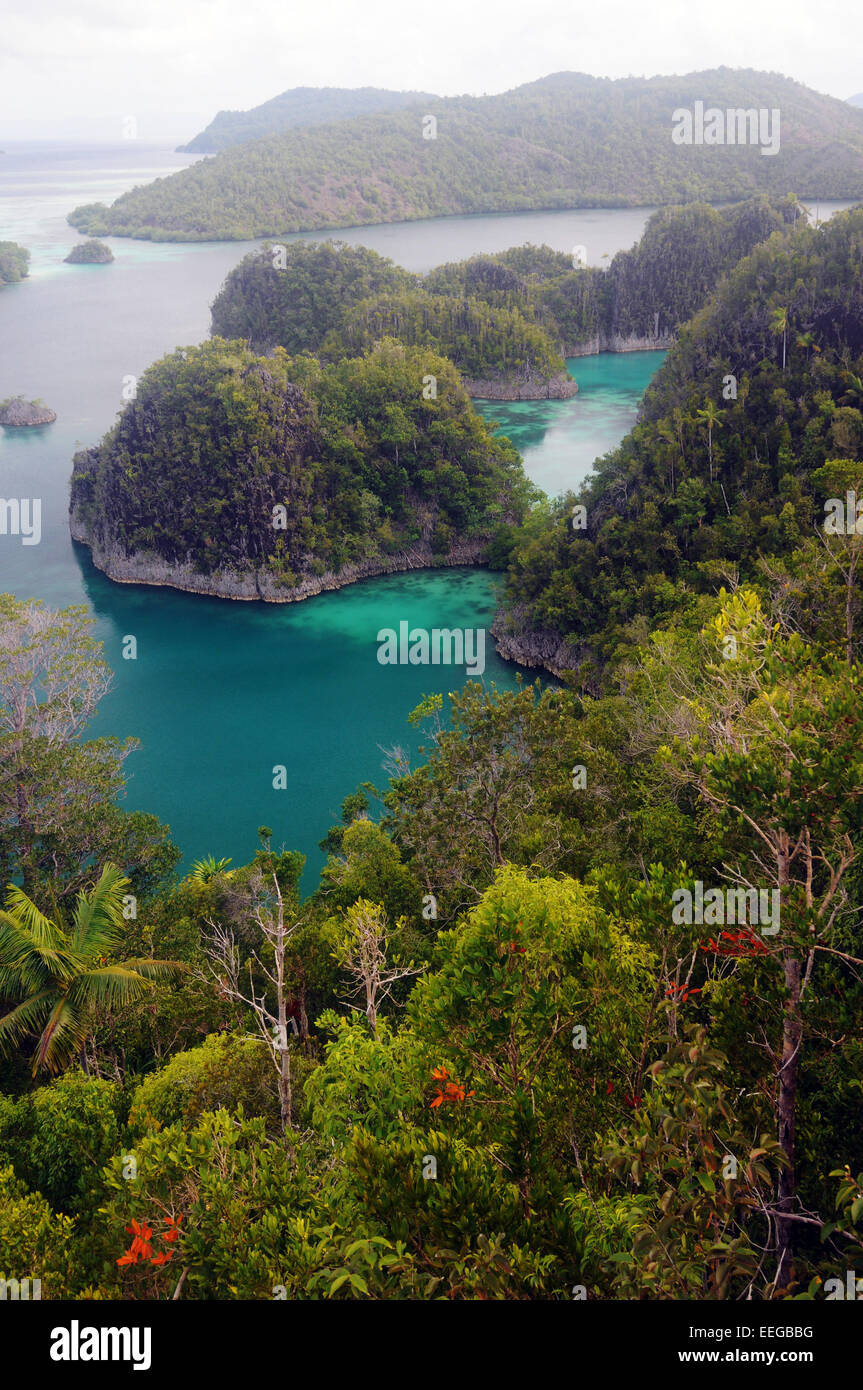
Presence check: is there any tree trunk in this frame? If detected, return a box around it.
[775,948,802,1287]
[278,1043,292,1134]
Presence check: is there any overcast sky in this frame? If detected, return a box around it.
[1,0,861,142]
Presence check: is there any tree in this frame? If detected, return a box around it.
[0,595,177,898]
[770,305,788,371]
[695,398,723,482]
[659,588,863,1286]
[331,899,421,1039]
[0,864,182,1075]
[203,871,305,1133]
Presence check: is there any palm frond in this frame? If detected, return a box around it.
[0,914,75,990]
[0,989,57,1057]
[122,958,188,982]
[33,996,83,1075]
[71,863,130,954]
[2,885,66,950]
[67,965,157,1010]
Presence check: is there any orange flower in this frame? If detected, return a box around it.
[429,1070,475,1108]
[150,1250,173,1266]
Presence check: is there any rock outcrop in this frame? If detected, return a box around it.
[0,397,56,427]
[69,513,490,602]
[464,370,578,401]
[490,605,583,677]
[566,332,674,357]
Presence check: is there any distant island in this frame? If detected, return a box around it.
[0,241,30,286]
[68,68,863,242]
[65,239,114,264]
[210,198,797,389]
[177,84,438,153]
[0,396,56,426]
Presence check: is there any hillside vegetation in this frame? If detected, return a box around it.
[496,204,863,669]
[209,198,799,394]
[68,69,863,241]
[0,241,30,286]
[69,337,530,592]
[178,85,438,153]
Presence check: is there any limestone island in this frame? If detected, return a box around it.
[69,338,530,601]
[65,239,114,265]
[0,396,57,427]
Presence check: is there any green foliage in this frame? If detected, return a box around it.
[129,1033,281,1133]
[210,241,416,351]
[503,205,863,660]
[70,337,530,583]
[603,1029,785,1298]
[0,594,179,898]
[0,862,183,1074]
[64,239,113,264]
[179,85,437,154]
[0,241,30,285]
[0,1073,123,1214]
[69,71,863,240]
[101,1109,315,1299]
[0,1163,76,1297]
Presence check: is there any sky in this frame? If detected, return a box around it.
[0,0,861,142]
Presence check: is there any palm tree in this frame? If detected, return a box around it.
[695,398,723,482]
[795,330,820,359]
[770,305,789,371]
[840,372,863,409]
[189,855,233,884]
[0,863,183,1075]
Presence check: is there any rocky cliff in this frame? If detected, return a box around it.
[69,511,490,602]
[464,370,578,401]
[0,397,56,426]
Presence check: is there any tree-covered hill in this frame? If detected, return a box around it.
[0,240,30,286]
[324,289,572,395]
[210,241,418,352]
[495,205,863,670]
[64,238,114,264]
[208,200,800,397]
[69,338,530,598]
[68,69,863,241]
[177,85,439,153]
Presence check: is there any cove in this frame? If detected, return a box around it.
[1,142,667,883]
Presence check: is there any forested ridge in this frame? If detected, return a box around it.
[178,85,439,154]
[67,68,863,241]
[497,203,863,669]
[210,199,797,394]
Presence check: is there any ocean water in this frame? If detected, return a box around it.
[1,142,670,883]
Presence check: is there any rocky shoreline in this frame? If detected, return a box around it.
[566,331,674,356]
[465,370,578,401]
[69,515,491,603]
[490,612,580,677]
[0,396,56,427]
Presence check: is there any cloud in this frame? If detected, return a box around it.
[1,0,861,132]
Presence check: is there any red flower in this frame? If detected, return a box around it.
[429,1068,475,1109]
